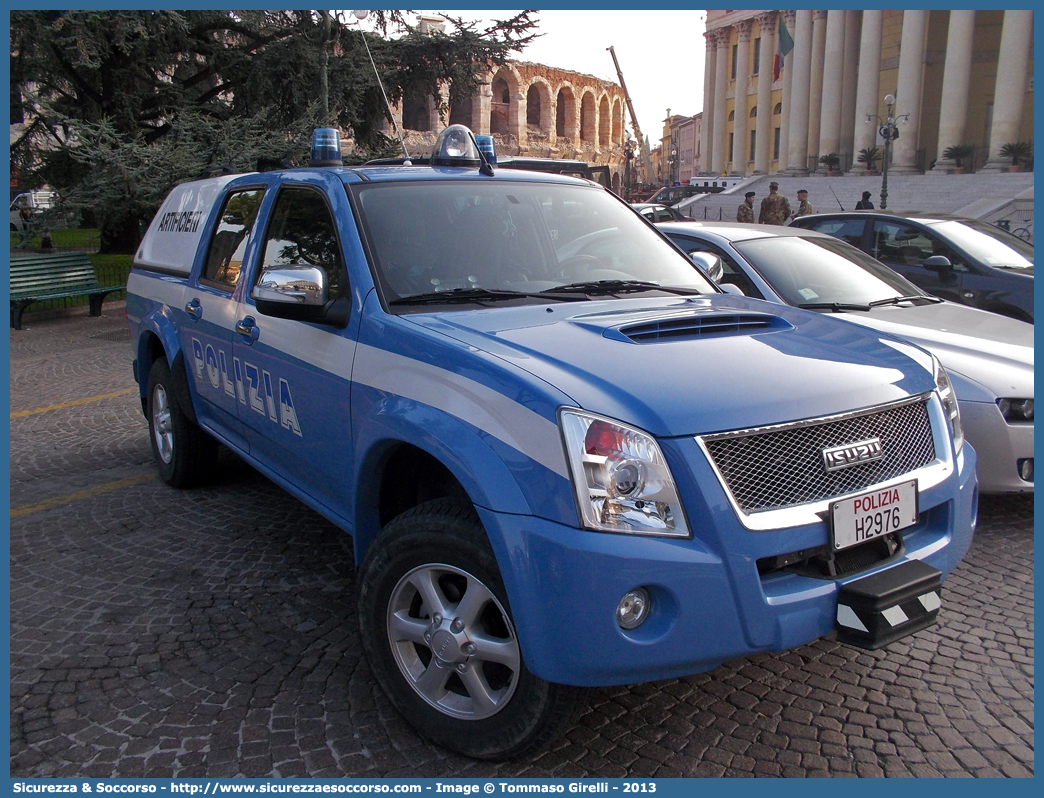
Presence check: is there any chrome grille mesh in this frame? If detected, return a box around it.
[702,397,936,514]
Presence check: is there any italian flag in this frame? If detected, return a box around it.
[774,17,794,81]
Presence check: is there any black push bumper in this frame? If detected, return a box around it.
[835,559,942,649]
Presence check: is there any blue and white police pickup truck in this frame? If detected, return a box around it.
[127,126,978,759]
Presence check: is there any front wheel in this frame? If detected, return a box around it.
[146,357,217,487]
[357,498,587,759]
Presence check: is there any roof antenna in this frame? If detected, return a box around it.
[354,10,411,165]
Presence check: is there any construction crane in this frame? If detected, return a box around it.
[607,46,651,182]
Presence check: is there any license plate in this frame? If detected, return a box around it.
[831,480,919,551]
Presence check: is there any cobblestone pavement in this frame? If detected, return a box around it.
[9,308,1034,779]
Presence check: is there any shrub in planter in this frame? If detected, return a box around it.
[942,143,974,172]
[999,141,1033,171]
[857,147,881,174]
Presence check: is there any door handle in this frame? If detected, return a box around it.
[185,299,202,321]
[962,291,975,299]
[235,316,260,343]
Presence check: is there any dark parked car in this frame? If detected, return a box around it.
[789,212,1033,322]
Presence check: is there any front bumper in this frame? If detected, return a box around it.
[481,442,977,687]
[960,400,1033,493]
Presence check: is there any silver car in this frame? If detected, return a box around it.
[658,221,1034,494]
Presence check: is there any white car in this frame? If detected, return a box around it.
[659,221,1034,493]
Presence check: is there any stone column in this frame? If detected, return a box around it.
[785,9,813,175]
[807,10,828,168]
[778,11,796,172]
[731,20,753,175]
[754,12,776,173]
[818,10,846,161]
[891,10,929,174]
[474,79,492,136]
[701,29,717,174]
[852,10,883,163]
[839,11,861,167]
[931,11,976,173]
[711,27,731,174]
[981,9,1034,171]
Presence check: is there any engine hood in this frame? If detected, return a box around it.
[837,301,1034,401]
[404,295,937,437]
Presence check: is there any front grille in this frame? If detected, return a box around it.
[702,395,936,514]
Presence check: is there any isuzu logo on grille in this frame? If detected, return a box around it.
[822,438,884,472]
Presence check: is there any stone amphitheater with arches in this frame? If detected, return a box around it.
[383,60,631,187]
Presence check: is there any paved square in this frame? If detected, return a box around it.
[9,308,1034,778]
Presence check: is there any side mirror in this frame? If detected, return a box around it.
[923,255,953,274]
[690,251,724,283]
[719,283,746,296]
[251,265,349,327]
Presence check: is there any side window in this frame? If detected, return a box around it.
[872,221,966,270]
[202,188,265,288]
[675,238,763,299]
[810,218,865,249]
[258,187,346,297]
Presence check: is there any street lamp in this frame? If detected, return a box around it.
[865,94,908,210]
[624,139,636,202]
[668,148,678,187]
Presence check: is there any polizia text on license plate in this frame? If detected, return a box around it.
[831,479,919,551]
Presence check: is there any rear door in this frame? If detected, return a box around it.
[180,186,267,452]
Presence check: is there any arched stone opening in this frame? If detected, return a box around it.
[556,86,576,140]
[402,90,432,132]
[526,81,552,133]
[612,98,624,144]
[580,91,596,143]
[449,81,474,127]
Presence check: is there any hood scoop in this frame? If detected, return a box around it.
[611,311,792,343]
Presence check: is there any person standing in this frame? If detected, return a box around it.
[791,189,813,219]
[737,191,756,222]
[855,191,875,210]
[758,181,791,225]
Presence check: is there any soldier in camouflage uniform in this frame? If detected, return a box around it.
[791,189,814,219]
[737,191,756,223]
[758,181,792,225]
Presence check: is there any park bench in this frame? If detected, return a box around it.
[10,252,124,329]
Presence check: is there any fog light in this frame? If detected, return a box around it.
[1018,458,1033,482]
[617,588,651,630]
[998,398,1033,423]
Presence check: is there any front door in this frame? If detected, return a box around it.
[868,219,965,303]
[232,184,358,520]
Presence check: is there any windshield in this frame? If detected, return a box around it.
[928,219,1034,269]
[733,235,926,306]
[354,179,714,307]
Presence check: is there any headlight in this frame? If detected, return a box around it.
[933,357,964,454]
[559,409,689,537]
[998,398,1033,423]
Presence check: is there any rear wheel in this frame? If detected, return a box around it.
[146,357,217,487]
[357,498,587,759]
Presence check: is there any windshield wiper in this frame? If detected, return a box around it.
[868,295,943,307]
[798,301,872,312]
[541,279,703,297]
[390,287,585,306]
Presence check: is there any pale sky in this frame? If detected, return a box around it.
[370,10,710,144]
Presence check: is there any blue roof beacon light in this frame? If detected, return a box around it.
[310,128,343,167]
[474,135,497,164]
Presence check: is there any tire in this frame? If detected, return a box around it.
[357,498,587,759]
[146,357,218,488]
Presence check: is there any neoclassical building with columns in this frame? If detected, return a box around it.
[701,9,1034,176]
